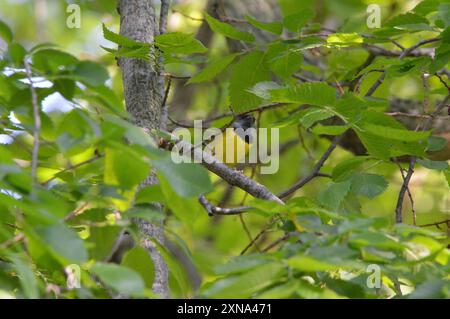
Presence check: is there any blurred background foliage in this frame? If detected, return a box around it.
[0,0,449,299]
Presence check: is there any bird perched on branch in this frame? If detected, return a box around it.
[205,114,256,165]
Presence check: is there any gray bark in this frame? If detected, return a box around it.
[117,0,169,298]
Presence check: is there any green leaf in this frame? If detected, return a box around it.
[214,255,272,275]
[6,43,26,67]
[268,46,303,79]
[283,9,315,32]
[53,79,75,100]
[312,124,350,136]
[135,185,164,204]
[356,130,426,160]
[349,173,388,199]
[152,155,213,197]
[278,0,315,16]
[327,33,364,47]
[417,158,449,171]
[73,61,109,87]
[35,224,88,263]
[269,82,337,106]
[102,23,146,48]
[188,53,238,84]
[101,45,150,61]
[318,181,351,209]
[32,49,78,74]
[104,147,150,189]
[362,123,431,143]
[121,247,155,289]
[413,0,440,16]
[0,20,13,43]
[385,13,432,31]
[204,13,255,42]
[256,281,299,298]
[287,255,343,272]
[332,156,370,181]
[91,263,145,297]
[245,15,283,35]
[427,136,447,152]
[409,280,448,299]
[203,263,285,298]
[155,32,207,54]
[79,208,122,261]
[229,51,271,113]
[10,255,39,299]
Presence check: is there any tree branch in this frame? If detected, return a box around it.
[278,135,343,198]
[159,131,284,205]
[395,94,449,223]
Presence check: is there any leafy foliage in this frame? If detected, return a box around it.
[0,0,449,300]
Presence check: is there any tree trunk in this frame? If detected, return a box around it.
[117,0,169,298]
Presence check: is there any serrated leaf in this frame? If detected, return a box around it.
[229,51,271,112]
[269,82,337,106]
[349,173,388,199]
[102,23,146,48]
[332,156,370,181]
[188,53,238,84]
[269,49,303,79]
[385,13,432,31]
[318,181,351,209]
[155,32,207,54]
[312,124,350,136]
[362,123,430,142]
[205,13,255,42]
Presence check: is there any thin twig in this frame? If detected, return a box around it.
[262,232,294,252]
[278,135,343,198]
[0,233,25,250]
[418,219,450,228]
[394,160,416,225]
[399,38,441,59]
[171,8,204,21]
[365,71,385,97]
[159,0,170,35]
[42,153,103,186]
[435,73,450,91]
[198,195,251,216]
[394,94,449,223]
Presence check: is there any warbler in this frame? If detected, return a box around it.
[205,114,256,165]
